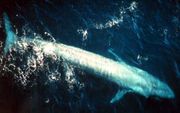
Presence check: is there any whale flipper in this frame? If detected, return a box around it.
[110,89,131,103]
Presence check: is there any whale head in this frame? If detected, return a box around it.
[128,66,175,99]
[149,78,175,99]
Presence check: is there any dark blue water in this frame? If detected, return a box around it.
[0,0,180,113]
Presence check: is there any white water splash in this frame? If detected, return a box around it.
[77,29,88,41]
[94,16,123,29]
[64,64,77,91]
[93,1,138,30]
[48,71,61,82]
[128,1,138,12]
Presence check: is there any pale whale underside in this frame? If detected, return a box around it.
[3,13,175,103]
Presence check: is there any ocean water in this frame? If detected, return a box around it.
[0,0,180,113]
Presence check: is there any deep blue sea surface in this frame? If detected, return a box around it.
[0,0,180,113]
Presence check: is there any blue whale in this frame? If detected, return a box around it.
[3,13,175,103]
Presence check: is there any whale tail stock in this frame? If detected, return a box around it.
[3,12,17,55]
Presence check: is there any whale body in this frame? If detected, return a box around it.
[3,13,175,103]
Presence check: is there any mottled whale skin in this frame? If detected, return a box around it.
[3,13,175,103]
